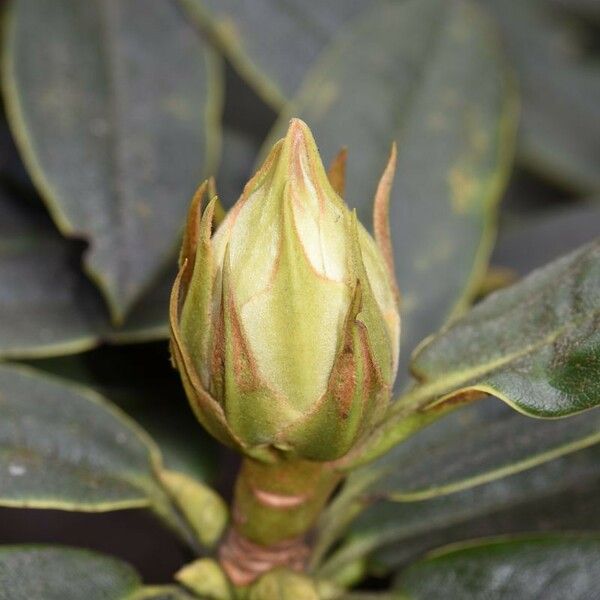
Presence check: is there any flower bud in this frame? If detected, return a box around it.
[170,119,400,461]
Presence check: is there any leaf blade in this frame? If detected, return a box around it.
[412,239,600,417]
[315,399,600,570]
[3,0,222,321]
[0,363,158,510]
[394,535,600,599]
[0,545,196,599]
[320,445,600,577]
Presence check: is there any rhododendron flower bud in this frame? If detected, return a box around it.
[170,119,399,461]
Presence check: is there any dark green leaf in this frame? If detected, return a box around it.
[482,0,600,191]
[394,535,600,599]
[411,239,600,417]
[0,363,200,548]
[180,0,371,107]
[0,189,176,358]
[105,266,174,344]
[314,399,600,570]
[3,0,223,322]
[23,346,220,483]
[0,190,107,358]
[0,545,195,599]
[266,0,516,389]
[215,127,262,210]
[372,402,600,501]
[544,0,600,20]
[373,462,600,575]
[318,443,600,576]
[0,362,161,509]
[493,201,600,276]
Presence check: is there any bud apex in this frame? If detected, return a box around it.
[170,119,400,461]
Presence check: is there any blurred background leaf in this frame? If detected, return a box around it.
[482,0,600,192]
[22,344,220,483]
[180,0,371,108]
[0,545,196,599]
[368,446,600,576]
[314,398,600,573]
[0,184,183,357]
[0,187,106,357]
[0,363,210,551]
[186,0,600,194]
[3,0,223,323]
[392,535,600,599]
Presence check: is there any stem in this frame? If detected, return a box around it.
[219,456,341,585]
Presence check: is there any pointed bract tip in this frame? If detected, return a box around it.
[179,180,209,268]
[327,146,348,197]
[373,143,400,304]
[284,118,319,157]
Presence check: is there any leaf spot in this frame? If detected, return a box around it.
[8,463,26,477]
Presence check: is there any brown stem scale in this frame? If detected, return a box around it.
[219,457,341,585]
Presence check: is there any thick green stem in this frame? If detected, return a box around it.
[233,456,341,545]
[219,456,341,585]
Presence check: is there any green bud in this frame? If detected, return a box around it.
[248,568,319,600]
[160,469,228,548]
[171,119,400,461]
[175,558,232,600]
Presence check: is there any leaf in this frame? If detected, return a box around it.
[3,0,223,322]
[318,443,600,577]
[0,363,200,549]
[0,189,107,358]
[0,545,196,599]
[47,345,220,481]
[482,0,600,191]
[0,362,158,509]
[160,470,228,548]
[266,0,517,390]
[105,265,175,344]
[215,126,262,210]
[0,188,176,359]
[393,535,600,599]
[313,398,600,570]
[372,457,600,574]
[492,201,600,276]
[373,403,600,501]
[179,0,372,107]
[544,0,600,20]
[411,239,600,417]
[22,345,221,483]
[175,558,232,600]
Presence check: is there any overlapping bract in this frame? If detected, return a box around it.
[170,120,399,461]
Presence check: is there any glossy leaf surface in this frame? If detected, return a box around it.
[0,363,206,549]
[3,0,221,321]
[394,535,600,599]
[319,443,600,576]
[0,363,163,509]
[412,239,600,416]
[315,398,600,570]
[0,545,195,599]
